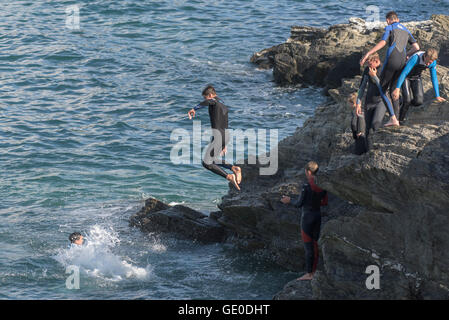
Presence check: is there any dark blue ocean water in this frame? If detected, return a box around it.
[1,0,448,299]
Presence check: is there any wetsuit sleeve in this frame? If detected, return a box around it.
[356,70,369,105]
[381,25,392,42]
[430,63,440,98]
[291,184,307,208]
[194,99,216,111]
[193,103,207,111]
[372,72,396,116]
[396,54,419,89]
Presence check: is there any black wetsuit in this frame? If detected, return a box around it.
[194,98,233,178]
[356,66,392,153]
[396,51,440,121]
[400,78,423,121]
[351,111,366,155]
[380,22,417,117]
[291,177,328,274]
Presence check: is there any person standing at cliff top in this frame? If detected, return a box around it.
[354,53,396,153]
[187,85,242,191]
[360,11,420,127]
[392,47,447,121]
[280,161,328,281]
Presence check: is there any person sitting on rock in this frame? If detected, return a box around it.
[354,53,396,153]
[360,11,420,127]
[280,161,328,281]
[392,47,447,121]
[187,85,242,190]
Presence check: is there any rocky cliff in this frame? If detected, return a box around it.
[130,15,449,299]
[251,15,449,90]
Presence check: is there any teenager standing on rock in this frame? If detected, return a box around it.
[188,85,242,190]
[354,53,395,153]
[281,161,328,280]
[360,11,420,127]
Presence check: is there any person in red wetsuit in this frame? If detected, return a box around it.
[281,161,328,280]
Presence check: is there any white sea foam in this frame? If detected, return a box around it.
[168,201,184,206]
[54,225,151,281]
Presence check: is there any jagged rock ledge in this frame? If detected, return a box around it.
[129,198,228,244]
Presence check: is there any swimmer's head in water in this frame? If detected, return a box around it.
[202,84,217,99]
[69,232,84,245]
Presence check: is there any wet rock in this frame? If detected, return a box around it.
[130,198,228,244]
[273,279,313,300]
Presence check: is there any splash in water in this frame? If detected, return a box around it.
[54,225,151,282]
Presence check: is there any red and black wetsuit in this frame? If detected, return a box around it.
[291,176,328,274]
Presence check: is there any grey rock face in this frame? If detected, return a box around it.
[251,15,449,88]
[245,59,448,299]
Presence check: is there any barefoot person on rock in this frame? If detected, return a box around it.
[392,47,446,121]
[360,11,420,127]
[354,53,397,153]
[281,161,328,281]
[188,85,242,190]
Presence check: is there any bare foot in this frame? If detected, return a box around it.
[231,166,242,184]
[384,117,400,127]
[298,273,314,281]
[226,174,240,191]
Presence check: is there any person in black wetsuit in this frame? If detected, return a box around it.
[360,11,420,127]
[280,161,328,281]
[354,53,396,153]
[188,85,241,190]
[392,48,446,121]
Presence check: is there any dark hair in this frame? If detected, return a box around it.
[69,232,82,243]
[386,11,398,21]
[202,85,216,97]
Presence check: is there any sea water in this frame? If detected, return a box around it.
[0,0,447,299]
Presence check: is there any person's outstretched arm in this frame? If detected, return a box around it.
[392,55,418,101]
[360,40,387,66]
[188,102,208,119]
[396,54,418,90]
[290,184,307,208]
[430,63,446,102]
